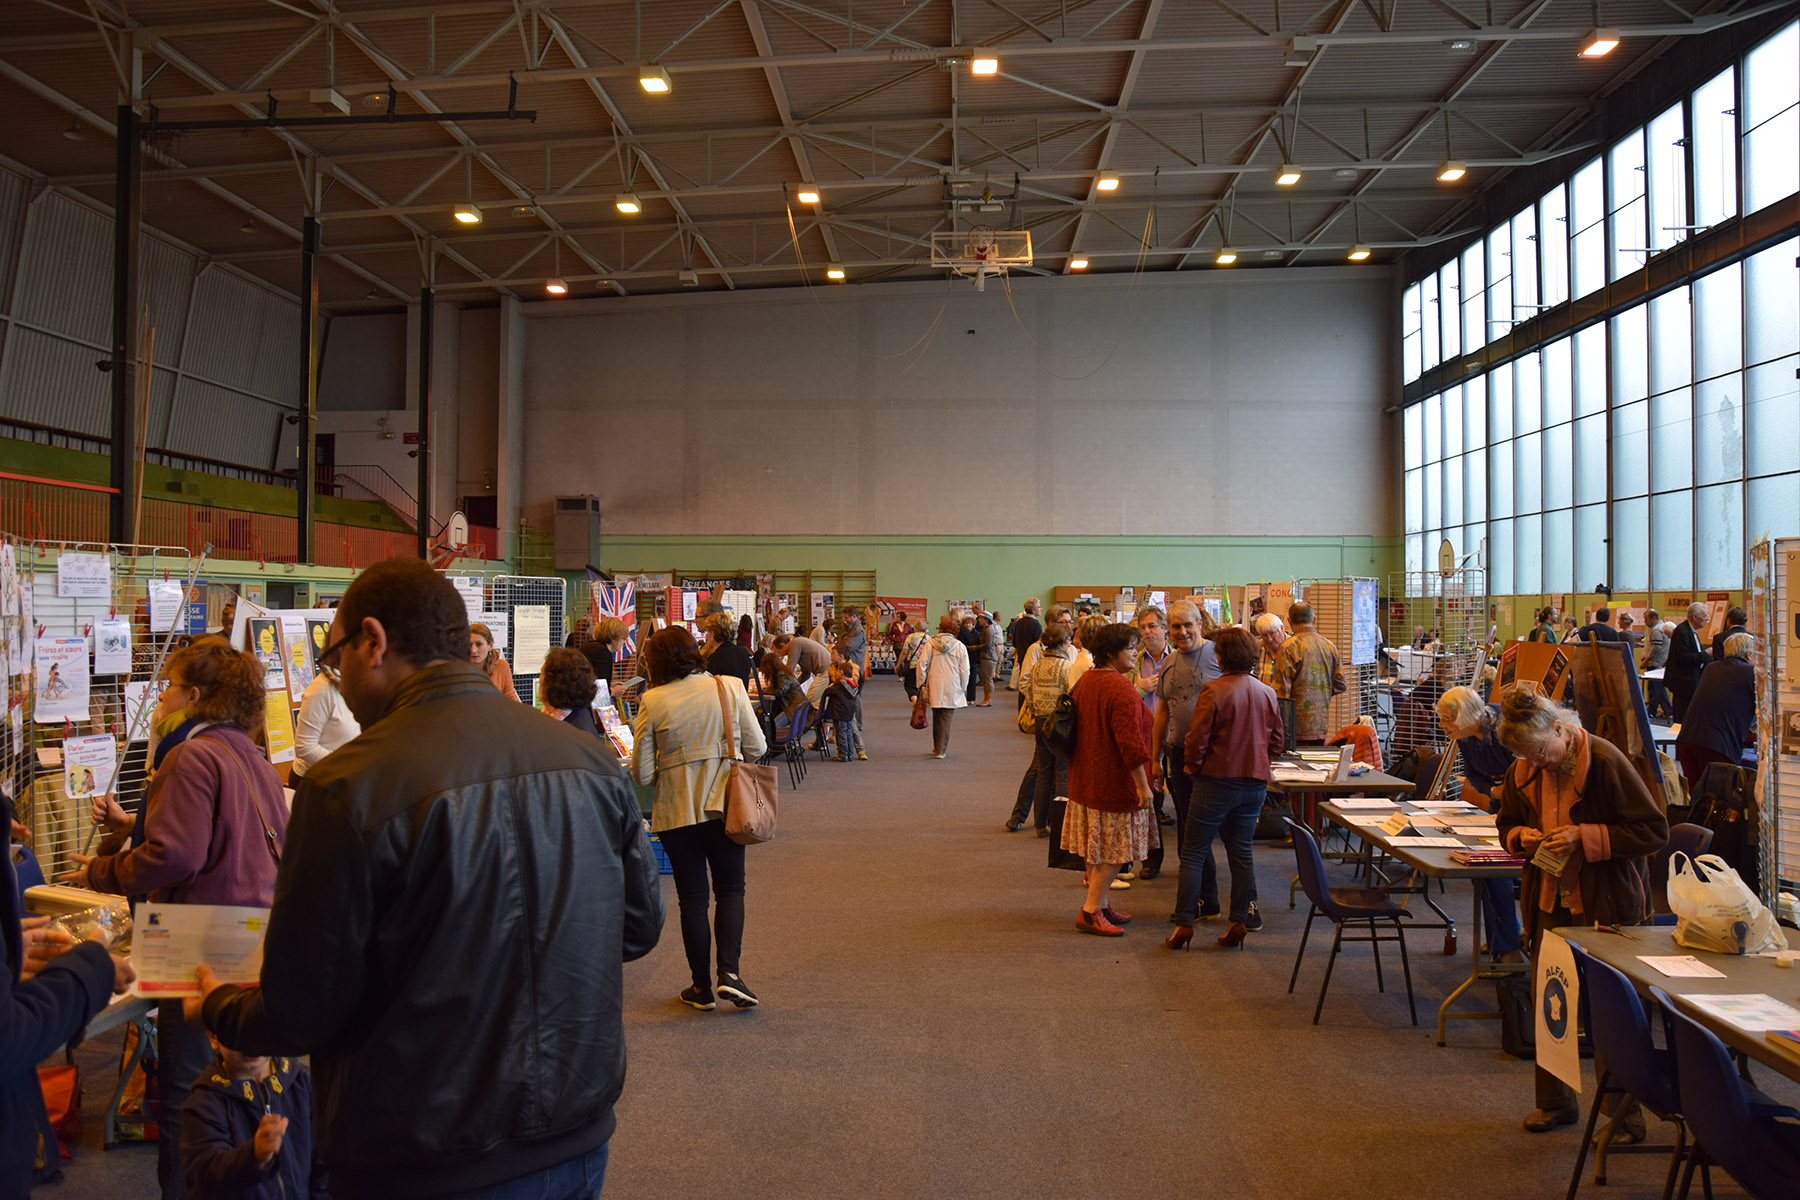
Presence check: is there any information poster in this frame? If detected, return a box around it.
[93,616,131,676]
[1351,578,1380,666]
[35,636,90,722]
[512,605,551,677]
[0,543,17,616]
[1535,931,1582,1091]
[476,611,509,655]
[132,903,269,997]
[147,580,185,633]
[305,616,333,671]
[449,576,485,623]
[264,693,296,764]
[62,734,118,799]
[811,592,834,627]
[278,613,315,702]
[10,581,31,677]
[123,680,161,742]
[56,552,109,599]
[247,617,286,693]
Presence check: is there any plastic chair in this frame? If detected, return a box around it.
[1284,817,1417,1026]
[1564,944,1688,1199]
[1649,824,1715,922]
[1651,984,1800,1200]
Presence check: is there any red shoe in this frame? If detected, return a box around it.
[1101,906,1132,926]
[1165,925,1194,951]
[1217,922,1249,949]
[1076,908,1124,937]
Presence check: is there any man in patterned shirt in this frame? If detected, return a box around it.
[1272,601,1346,750]
[1251,613,1286,690]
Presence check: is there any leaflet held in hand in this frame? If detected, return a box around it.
[131,903,269,997]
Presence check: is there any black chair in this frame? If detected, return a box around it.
[1284,817,1417,1026]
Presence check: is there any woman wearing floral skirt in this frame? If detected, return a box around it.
[1063,622,1156,936]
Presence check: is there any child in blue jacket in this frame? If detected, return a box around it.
[819,662,863,762]
[181,1038,326,1199]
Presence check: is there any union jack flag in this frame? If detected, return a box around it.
[590,574,637,654]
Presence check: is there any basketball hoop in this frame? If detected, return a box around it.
[964,224,997,262]
[928,228,1033,292]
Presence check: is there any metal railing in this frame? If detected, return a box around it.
[0,417,293,488]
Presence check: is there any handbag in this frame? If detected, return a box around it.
[910,695,928,730]
[1042,691,1079,759]
[715,677,778,845]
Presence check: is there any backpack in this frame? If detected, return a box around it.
[1022,652,1072,726]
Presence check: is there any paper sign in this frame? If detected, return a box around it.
[1405,836,1464,848]
[476,611,509,655]
[93,616,131,676]
[56,552,109,598]
[1378,812,1413,837]
[10,582,31,677]
[62,734,118,799]
[1536,932,1582,1091]
[148,580,184,633]
[131,903,269,997]
[264,692,295,764]
[229,595,270,651]
[1334,798,1398,810]
[449,576,485,623]
[1682,993,1800,1031]
[247,617,286,692]
[278,613,315,702]
[1351,578,1380,666]
[1637,955,1728,979]
[512,605,551,677]
[123,680,161,742]
[0,543,17,616]
[35,636,90,722]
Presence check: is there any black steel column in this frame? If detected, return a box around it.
[109,105,141,545]
[416,286,432,560]
[297,216,319,563]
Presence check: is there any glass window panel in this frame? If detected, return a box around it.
[1543,508,1573,596]
[1444,382,1464,459]
[1651,490,1694,591]
[1613,399,1650,497]
[1744,22,1800,211]
[1489,519,1514,594]
[1696,375,1745,485]
[1461,244,1486,352]
[1405,469,1423,533]
[1512,207,1539,315]
[1574,413,1608,505]
[1612,306,1649,403]
[1651,387,1693,491]
[1424,460,1442,529]
[1575,504,1607,594]
[1514,513,1543,594]
[1571,159,1607,297]
[1541,185,1570,308]
[1445,455,1464,527]
[1487,223,1514,338]
[1746,237,1800,362]
[1692,68,1738,230]
[1465,373,1486,448]
[1403,404,1422,471]
[1440,260,1461,361]
[1515,351,1542,434]
[1406,532,1425,575]
[1424,391,1442,464]
[1490,362,1514,441]
[1650,287,1693,394]
[1694,262,1743,380]
[1647,103,1689,252]
[1614,497,1649,590]
[1466,450,1487,524]
[1421,272,1441,371]
[1516,431,1543,514]
[1747,355,1800,477]
[1748,473,1800,542]
[1543,337,1573,425]
[1544,422,1573,509]
[1490,442,1514,518]
[1697,482,1744,589]
[1575,323,1608,416]
[1609,130,1648,282]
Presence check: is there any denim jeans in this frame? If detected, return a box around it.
[440,1144,610,1200]
[1028,732,1067,829]
[1147,747,1208,885]
[1173,776,1265,925]
[833,719,855,758]
[1480,878,1523,955]
[657,818,746,991]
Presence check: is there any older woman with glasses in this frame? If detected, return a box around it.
[1434,686,1523,964]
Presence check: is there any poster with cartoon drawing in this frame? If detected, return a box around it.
[94,616,132,676]
[35,635,90,722]
[62,734,117,799]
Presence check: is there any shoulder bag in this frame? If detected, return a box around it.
[715,677,778,845]
[1042,690,1079,759]
[201,733,283,867]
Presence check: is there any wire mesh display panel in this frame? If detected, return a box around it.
[490,575,566,704]
[2,529,32,883]
[1755,538,1795,903]
[1384,570,1489,777]
[1297,578,1380,739]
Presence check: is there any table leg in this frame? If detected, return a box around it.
[1436,883,1485,1045]
[104,1011,152,1150]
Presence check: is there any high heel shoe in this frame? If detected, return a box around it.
[1217,922,1249,949]
[1164,925,1193,951]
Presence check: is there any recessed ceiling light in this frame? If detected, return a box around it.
[970,48,999,74]
[826,262,846,280]
[1275,165,1301,186]
[1438,160,1468,182]
[1096,176,1120,192]
[615,193,641,214]
[453,203,481,224]
[545,277,568,295]
[1069,257,1089,270]
[639,65,672,93]
[1581,28,1620,57]
[1348,244,1372,261]
[1215,247,1237,265]
[796,189,821,204]
[1334,168,1358,180]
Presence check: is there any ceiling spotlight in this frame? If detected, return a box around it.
[545,277,568,295]
[1096,175,1120,191]
[1069,257,1089,270]
[826,262,846,280]
[1333,167,1359,180]
[970,48,999,75]
[796,189,821,204]
[62,122,84,141]
[1275,165,1301,186]
[239,219,255,233]
[1447,38,1477,53]
[1581,28,1620,56]
[1438,160,1467,182]
[639,65,672,93]
[453,202,481,225]
[1215,247,1237,265]
[615,193,641,214]
[1348,244,1372,261]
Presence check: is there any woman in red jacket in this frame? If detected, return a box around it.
[1063,622,1155,936]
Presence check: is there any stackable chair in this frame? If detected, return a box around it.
[1648,823,1715,923]
[1284,818,1417,1026]
[1651,985,1800,1200]
[768,702,813,788]
[1564,944,1689,1199]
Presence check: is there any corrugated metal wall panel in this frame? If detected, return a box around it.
[249,288,299,405]
[13,193,111,346]
[142,238,195,349]
[183,269,264,393]
[0,166,33,301]
[167,376,278,467]
[0,326,109,435]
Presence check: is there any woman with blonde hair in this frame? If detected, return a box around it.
[1495,686,1667,1133]
[1433,686,1522,963]
[469,623,518,700]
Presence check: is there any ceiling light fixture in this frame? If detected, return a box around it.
[1216,247,1238,265]
[545,277,568,295]
[1581,28,1620,56]
[639,65,672,93]
[679,268,699,287]
[62,122,84,141]
[826,262,846,281]
[453,202,481,225]
[1447,38,1477,52]
[1069,257,1089,270]
[1275,165,1301,186]
[1348,244,1372,261]
[1096,175,1120,191]
[1438,160,1467,182]
[796,189,821,204]
[615,193,641,214]
[970,48,999,74]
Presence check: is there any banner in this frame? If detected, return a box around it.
[1535,932,1582,1092]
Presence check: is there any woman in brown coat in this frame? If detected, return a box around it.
[1495,686,1667,1134]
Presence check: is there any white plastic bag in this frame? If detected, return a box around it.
[1667,852,1784,955]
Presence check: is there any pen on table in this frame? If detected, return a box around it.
[1594,923,1639,940]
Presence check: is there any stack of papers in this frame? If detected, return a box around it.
[1335,798,1397,810]
[1683,994,1800,1031]
[1404,836,1464,848]
[1637,955,1727,979]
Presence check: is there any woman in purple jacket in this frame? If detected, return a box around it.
[70,639,288,1200]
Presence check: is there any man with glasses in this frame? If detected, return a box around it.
[1151,602,1221,908]
[1133,607,1175,878]
[192,558,663,1200]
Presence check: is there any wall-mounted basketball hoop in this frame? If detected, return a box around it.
[929,228,1033,292]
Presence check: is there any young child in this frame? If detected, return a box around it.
[819,662,863,762]
[181,1036,324,1199]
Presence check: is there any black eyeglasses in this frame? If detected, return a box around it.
[316,630,359,670]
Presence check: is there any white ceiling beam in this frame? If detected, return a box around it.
[1060,0,1162,273]
[740,0,845,270]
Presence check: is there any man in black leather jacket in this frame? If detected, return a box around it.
[193,558,663,1200]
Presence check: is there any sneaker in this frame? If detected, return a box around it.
[833,755,851,762]
[716,975,759,1009]
[679,986,716,1011]
[1109,878,1131,890]
[1243,902,1263,932]
[1198,902,1221,921]
[855,750,868,761]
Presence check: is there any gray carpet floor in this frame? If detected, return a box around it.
[45,678,1776,1198]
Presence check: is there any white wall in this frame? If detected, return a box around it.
[514,268,1396,538]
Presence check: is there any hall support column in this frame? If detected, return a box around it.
[109,104,141,545]
[416,286,432,560]
[296,217,319,562]
[495,296,525,562]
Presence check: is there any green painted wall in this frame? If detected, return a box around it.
[594,534,1403,610]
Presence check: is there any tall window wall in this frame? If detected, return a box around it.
[1400,20,1800,592]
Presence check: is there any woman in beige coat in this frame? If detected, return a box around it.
[631,626,768,1012]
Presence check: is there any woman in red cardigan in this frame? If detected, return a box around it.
[1064,622,1156,936]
